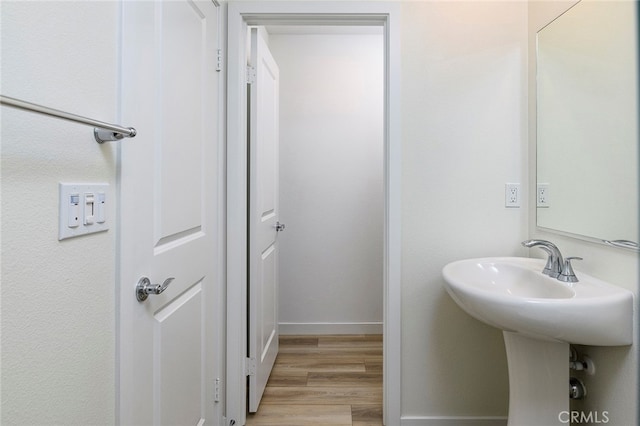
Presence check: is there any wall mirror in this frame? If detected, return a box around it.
[536,0,638,250]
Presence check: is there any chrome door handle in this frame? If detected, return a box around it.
[274,222,286,232]
[136,276,174,302]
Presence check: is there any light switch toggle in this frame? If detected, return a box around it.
[84,193,95,225]
[68,194,80,228]
[96,192,106,223]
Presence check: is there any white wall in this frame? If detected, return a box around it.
[1,2,118,424]
[400,1,528,421]
[528,1,639,425]
[268,32,385,334]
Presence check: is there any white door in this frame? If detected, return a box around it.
[248,27,281,413]
[118,1,220,425]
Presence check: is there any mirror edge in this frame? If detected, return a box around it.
[531,0,640,252]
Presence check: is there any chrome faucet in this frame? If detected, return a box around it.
[521,239,564,278]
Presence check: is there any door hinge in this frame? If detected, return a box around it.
[245,357,256,376]
[246,66,256,85]
[216,48,222,72]
[214,378,221,402]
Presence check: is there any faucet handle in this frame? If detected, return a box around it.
[535,246,554,276]
[558,257,583,283]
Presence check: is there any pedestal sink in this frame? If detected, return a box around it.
[442,257,633,426]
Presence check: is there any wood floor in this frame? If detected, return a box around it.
[246,334,383,426]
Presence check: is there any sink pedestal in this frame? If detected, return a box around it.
[503,332,568,426]
[443,257,634,424]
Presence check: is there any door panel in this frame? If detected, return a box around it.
[248,27,280,413]
[119,1,219,425]
[155,282,203,425]
[260,244,277,359]
[158,1,206,238]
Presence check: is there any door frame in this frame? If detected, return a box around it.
[225,2,401,425]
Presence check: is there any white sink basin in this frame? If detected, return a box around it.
[442,257,633,346]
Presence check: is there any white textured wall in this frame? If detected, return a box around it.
[269,33,384,334]
[400,1,528,420]
[1,2,118,424]
[528,1,639,425]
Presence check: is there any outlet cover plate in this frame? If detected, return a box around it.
[505,183,521,208]
[537,183,550,208]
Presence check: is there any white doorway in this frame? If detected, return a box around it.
[226,3,401,425]
[271,26,385,338]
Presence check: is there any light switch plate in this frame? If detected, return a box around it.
[59,183,109,240]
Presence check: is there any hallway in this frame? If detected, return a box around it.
[246,335,383,425]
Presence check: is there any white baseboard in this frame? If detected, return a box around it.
[400,416,507,426]
[279,322,383,335]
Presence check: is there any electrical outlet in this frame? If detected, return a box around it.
[537,183,550,208]
[505,183,521,208]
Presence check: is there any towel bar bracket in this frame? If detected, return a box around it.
[94,127,137,144]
